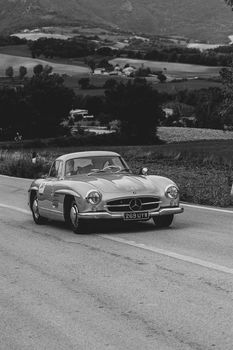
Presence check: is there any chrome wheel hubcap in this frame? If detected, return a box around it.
[32,199,40,219]
[70,204,79,228]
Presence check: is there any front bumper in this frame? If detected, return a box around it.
[78,206,184,220]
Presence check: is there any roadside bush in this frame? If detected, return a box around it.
[0,151,50,178]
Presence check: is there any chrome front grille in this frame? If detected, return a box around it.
[106,197,161,212]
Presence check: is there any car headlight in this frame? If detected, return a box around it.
[86,190,102,205]
[165,185,179,199]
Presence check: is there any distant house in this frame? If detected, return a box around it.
[108,65,122,76]
[109,71,121,76]
[163,108,174,118]
[122,66,136,76]
[31,28,40,33]
[93,68,106,75]
[130,35,150,42]
[162,103,196,127]
[114,65,121,72]
[61,109,94,135]
[69,109,94,120]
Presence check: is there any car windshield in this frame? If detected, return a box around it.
[65,156,130,176]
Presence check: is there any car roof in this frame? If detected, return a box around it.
[57,151,120,162]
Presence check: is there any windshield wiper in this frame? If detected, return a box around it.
[88,168,130,176]
[87,169,105,176]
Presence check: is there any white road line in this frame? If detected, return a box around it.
[182,203,233,214]
[0,203,31,215]
[1,201,233,275]
[99,234,233,276]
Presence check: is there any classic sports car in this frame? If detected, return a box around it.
[28,151,183,233]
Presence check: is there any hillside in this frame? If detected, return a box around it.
[0,0,233,42]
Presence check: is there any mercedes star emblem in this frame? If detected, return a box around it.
[129,198,142,211]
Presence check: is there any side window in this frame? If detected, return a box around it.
[49,160,61,178]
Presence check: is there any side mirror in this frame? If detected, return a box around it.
[139,167,148,175]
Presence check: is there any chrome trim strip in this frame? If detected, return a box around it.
[39,206,61,214]
[78,207,184,219]
[106,204,129,208]
[106,195,161,202]
[106,201,161,208]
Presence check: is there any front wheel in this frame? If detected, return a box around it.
[153,214,174,228]
[31,194,46,225]
[67,199,85,234]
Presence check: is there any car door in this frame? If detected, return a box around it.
[38,160,63,219]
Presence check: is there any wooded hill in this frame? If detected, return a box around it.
[0,0,233,43]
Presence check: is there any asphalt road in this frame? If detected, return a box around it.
[1,175,233,350]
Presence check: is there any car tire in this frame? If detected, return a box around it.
[31,194,46,225]
[153,214,174,228]
[67,199,85,234]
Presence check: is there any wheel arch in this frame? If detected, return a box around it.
[63,194,77,221]
[29,189,38,209]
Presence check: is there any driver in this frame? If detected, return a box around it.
[66,159,76,176]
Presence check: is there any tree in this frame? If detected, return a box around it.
[97,59,113,71]
[0,69,75,139]
[0,87,32,140]
[96,46,114,56]
[194,88,224,129]
[157,72,167,83]
[218,3,233,127]
[84,58,96,73]
[19,66,27,79]
[104,79,118,90]
[33,64,43,76]
[83,95,104,116]
[134,67,151,77]
[78,77,90,89]
[22,72,75,137]
[105,80,164,143]
[5,66,14,78]
[133,77,147,85]
[43,64,53,75]
[219,65,233,126]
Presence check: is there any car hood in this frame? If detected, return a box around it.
[68,173,169,195]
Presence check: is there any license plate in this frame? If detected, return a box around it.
[124,212,149,221]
